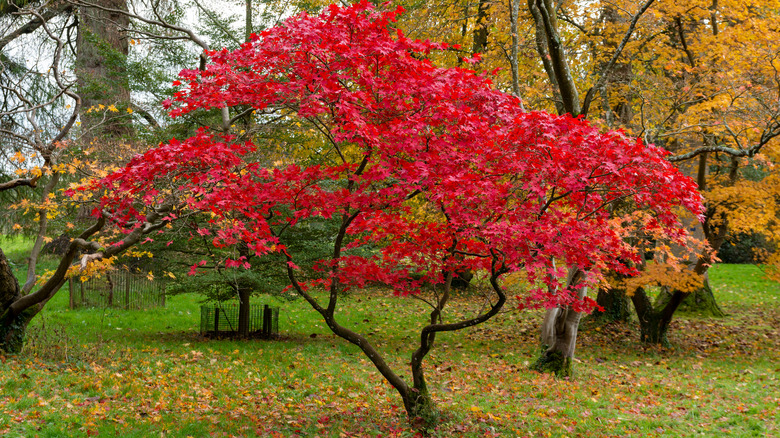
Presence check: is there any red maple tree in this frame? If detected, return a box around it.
[84,1,703,425]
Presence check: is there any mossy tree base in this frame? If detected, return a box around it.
[655,282,725,318]
[638,314,671,347]
[0,308,36,354]
[530,350,574,377]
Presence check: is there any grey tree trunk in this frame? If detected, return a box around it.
[531,269,587,377]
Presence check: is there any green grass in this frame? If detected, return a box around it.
[1,235,62,287]
[709,263,780,307]
[1,247,779,437]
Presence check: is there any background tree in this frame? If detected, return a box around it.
[502,0,780,347]
[0,0,217,350]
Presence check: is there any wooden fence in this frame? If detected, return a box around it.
[68,269,165,310]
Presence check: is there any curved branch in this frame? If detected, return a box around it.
[7,216,106,318]
[0,4,70,52]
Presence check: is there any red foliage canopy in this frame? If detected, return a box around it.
[84,1,704,312]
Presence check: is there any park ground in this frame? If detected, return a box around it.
[1,240,778,437]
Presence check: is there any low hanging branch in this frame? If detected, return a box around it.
[0,177,38,191]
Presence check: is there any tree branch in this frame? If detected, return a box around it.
[0,177,38,191]
[0,5,69,52]
[581,0,656,117]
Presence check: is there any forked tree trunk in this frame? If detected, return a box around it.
[654,273,725,317]
[630,286,680,345]
[531,269,586,377]
[286,236,508,430]
[629,153,729,345]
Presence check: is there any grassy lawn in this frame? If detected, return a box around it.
[1,241,778,437]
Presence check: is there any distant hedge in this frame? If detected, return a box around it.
[718,232,775,264]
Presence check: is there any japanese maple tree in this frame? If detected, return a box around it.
[84,1,703,426]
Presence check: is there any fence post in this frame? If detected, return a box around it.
[69,278,74,309]
[125,270,130,309]
[214,308,220,335]
[106,272,113,307]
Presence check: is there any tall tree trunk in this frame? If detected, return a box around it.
[472,0,490,56]
[76,0,132,138]
[22,172,60,293]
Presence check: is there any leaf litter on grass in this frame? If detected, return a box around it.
[1,286,778,437]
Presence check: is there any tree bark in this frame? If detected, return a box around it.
[593,285,632,323]
[654,274,725,317]
[531,268,586,377]
[630,285,681,345]
[472,0,490,56]
[76,0,132,137]
[0,248,28,353]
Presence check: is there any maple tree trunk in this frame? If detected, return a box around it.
[630,286,682,345]
[532,269,586,376]
[532,304,583,376]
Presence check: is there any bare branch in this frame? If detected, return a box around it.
[0,177,38,191]
[0,4,70,52]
